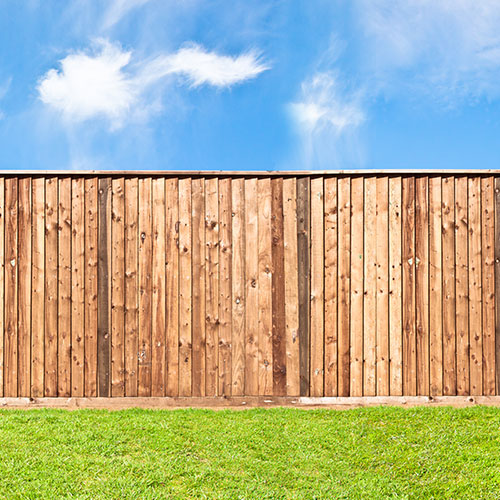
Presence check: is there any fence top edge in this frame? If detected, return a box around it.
[0,169,499,177]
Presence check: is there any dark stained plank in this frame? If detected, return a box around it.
[97,177,111,397]
[271,177,286,396]
[297,177,310,396]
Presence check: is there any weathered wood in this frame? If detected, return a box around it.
[165,178,179,396]
[138,178,152,397]
[350,176,363,397]
[124,178,139,396]
[429,176,443,396]
[495,177,500,394]
[84,178,98,397]
[415,176,429,396]
[178,178,192,396]
[219,178,232,396]
[455,176,469,395]
[151,177,166,397]
[5,177,19,395]
[71,178,85,397]
[297,177,311,396]
[111,178,125,397]
[363,176,376,396]
[191,178,206,397]
[442,176,456,395]
[244,178,259,395]
[44,177,58,397]
[402,176,416,396]
[468,177,482,395]
[482,177,495,395]
[231,178,245,396]
[389,177,403,396]
[58,178,72,397]
[310,177,324,397]
[18,177,31,397]
[283,178,300,396]
[376,177,389,396]
[97,178,111,397]
[258,178,273,395]
[338,177,351,397]
[205,178,220,396]
[31,178,44,398]
[324,177,338,397]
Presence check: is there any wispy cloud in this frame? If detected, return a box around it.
[355,0,500,102]
[0,77,12,120]
[101,0,152,30]
[289,72,365,168]
[38,39,269,128]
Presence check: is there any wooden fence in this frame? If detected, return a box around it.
[0,172,498,400]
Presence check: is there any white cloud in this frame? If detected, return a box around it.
[144,44,270,88]
[290,73,364,135]
[289,72,365,168]
[38,41,136,125]
[38,40,269,127]
[355,0,500,101]
[102,0,152,30]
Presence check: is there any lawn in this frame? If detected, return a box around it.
[0,406,499,499]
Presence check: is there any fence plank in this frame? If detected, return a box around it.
[206,178,220,396]
[138,178,152,397]
[350,176,363,397]
[219,178,232,396]
[124,178,139,396]
[324,177,338,397]
[18,177,31,397]
[111,178,125,397]
[283,178,300,396]
[84,177,98,397]
[310,177,324,396]
[363,176,376,396]
[258,178,273,395]
[31,178,44,398]
[442,176,456,395]
[245,178,259,395]
[469,177,482,395]
[97,177,111,397]
[45,177,57,397]
[389,177,403,395]
[151,177,166,397]
[231,178,245,396]
[191,178,205,397]
[178,178,192,396]
[482,177,495,395]
[455,176,469,395]
[58,178,71,397]
[338,177,351,396]
[376,177,389,396]
[496,177,500,394]
[165,178,179,396]
[402,176,416,396]
[415,176,429,396]
[297,177,311,396]
[429,177,443,396]
[71,178,85,397]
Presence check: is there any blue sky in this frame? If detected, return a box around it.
[1,0,500,171]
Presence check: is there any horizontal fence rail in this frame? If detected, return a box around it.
[0,173,498,399]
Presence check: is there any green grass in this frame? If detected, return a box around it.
[0,407,499,499]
